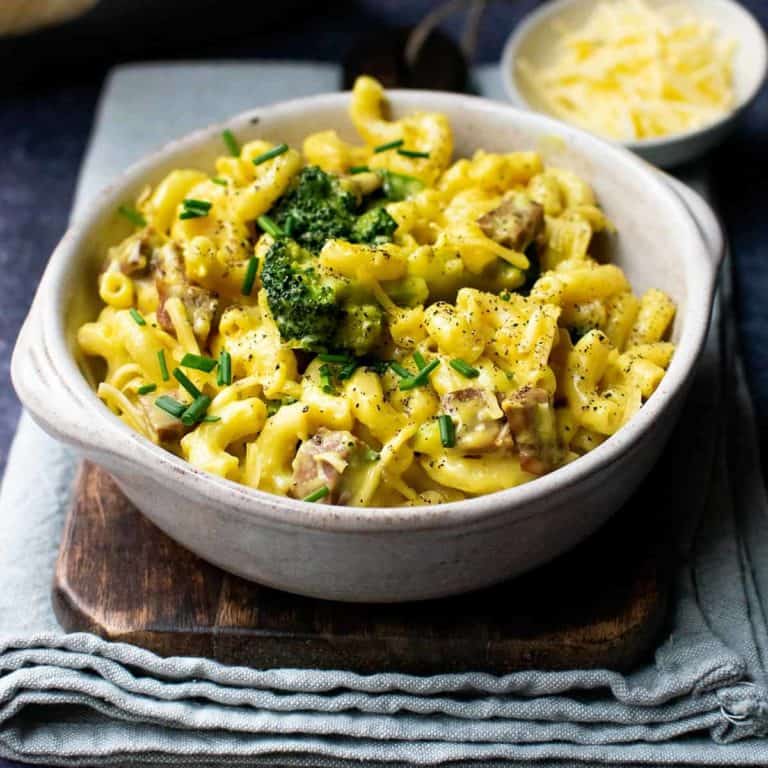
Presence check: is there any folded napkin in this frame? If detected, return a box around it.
[1,62,768,766]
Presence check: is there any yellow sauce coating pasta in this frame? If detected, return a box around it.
[78,76,676,507]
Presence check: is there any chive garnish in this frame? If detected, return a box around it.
[241,256,259,296]
[257,214,284,239]
[304,485,330,503]
[438,414,456,448]
[181,394,212,426]
[319,363,335,393]
[203,415,221,423]
[137,383,157,395]
[117,204,146,227]
[397,149,430,159]
[222,129,240,157]
[318,352,353,364]
[374,139,404,153]
[217,350,232,386]
[129,308,146,326]
[284,215,297,237]
[389,362,412,379]
[157,349,170,382]
[349,165,370,174]
[338,361,358,380]
[155,395,187,419]
[184,198,212,211]
[413,350,427,370]
[363,447,380,462]
[180,353,217,373]
[252,143,289,165]
[211,176,228,186]
[450,359,479,378]
[173,367,202,399]
[399,359,440,391]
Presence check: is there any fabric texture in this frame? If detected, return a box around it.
[1,62,768,765]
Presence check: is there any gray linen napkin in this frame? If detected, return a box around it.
[1,62,768,766]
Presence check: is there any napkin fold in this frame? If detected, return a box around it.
[1,62,768,766]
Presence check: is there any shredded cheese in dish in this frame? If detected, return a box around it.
[77,76,676,507]
[518,0,736,140]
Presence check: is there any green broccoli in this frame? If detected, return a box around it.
[350,207,397,245]
[382,275,429,307]
[260,238,342,349]
[335,304,384,356]
[379,170,425,201]
[270,165,397,253]
[270,166,357,253]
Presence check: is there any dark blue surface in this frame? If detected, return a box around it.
[0,2,766,765]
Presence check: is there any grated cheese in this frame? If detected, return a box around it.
[518,0,737,141]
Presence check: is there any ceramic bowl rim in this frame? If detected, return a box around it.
[20,88,720,534]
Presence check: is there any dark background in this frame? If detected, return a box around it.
[0,0,766,476]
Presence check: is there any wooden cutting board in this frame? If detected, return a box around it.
[52,462,671,674]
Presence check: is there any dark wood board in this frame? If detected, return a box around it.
[53,462,670,674]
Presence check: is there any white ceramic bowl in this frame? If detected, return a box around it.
[12,90,723,602]
[502,0,768,168]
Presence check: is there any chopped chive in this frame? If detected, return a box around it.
[349,165,370,174]
[374,139,404,153]
[222,129,240,157]
[257,214,284,238]
[397,149,430,159]
[363,447,380,462]
[211,176,228,186]
[137,383,157,395]
[319,363,335,394]
[252,143,289,165]
[217,350,232,386]
[181,353,217,373]
[203,415,221,422]
[173,367,202,399]
[318,352,353,364]
[157,349,170,381]
[117,204,146,227]
[499,291,511,302]
[413,350,427,370]
[129,308,146,326]
[389,362,412,379]
[304,485,330,503]
[241,256,259,296]
[179,210,207,220]
[438,414,456,448]
[155,395,187,419]
[284,215,297,237]
[338,361,358,380]
[183,198,212,211]
[450,359,480,378]
[399,359,440,391]
[181,394,212,426]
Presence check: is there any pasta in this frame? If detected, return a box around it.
[77,76,676,507]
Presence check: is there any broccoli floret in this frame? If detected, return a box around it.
[382,275,429,307]
[260,238,342,349]
[271,166,357,253]
[270,165,399,253]
[350,207,397,245]
[335,304,384,357]
[379,170,424,201]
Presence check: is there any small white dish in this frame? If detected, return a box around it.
[501,0,768,168]
[12,90,723,602]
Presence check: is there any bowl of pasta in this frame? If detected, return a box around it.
[12,77,722,602]
[502,0,768,168]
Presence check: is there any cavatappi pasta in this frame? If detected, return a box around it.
[77,75,676,507]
